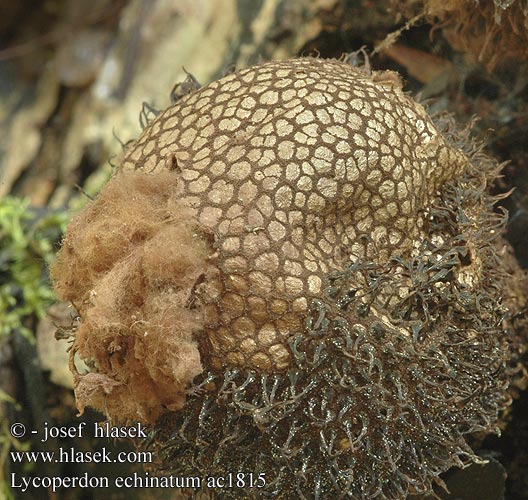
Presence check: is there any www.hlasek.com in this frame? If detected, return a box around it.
[10,446,153,464]
[9,421,266,493]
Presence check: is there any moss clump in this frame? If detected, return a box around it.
[0,196,67,340]
[0,197,67,500]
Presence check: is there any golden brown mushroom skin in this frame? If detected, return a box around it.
[122,57,466,373]
[52,57,528,499]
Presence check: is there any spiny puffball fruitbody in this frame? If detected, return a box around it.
[52,58,527,499]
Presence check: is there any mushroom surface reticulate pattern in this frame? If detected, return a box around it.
[51,58,527,499]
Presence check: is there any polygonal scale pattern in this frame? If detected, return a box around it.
[122,58,467,372]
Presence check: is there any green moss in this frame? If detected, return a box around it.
[0,196,68,340]
[0,196,68,497]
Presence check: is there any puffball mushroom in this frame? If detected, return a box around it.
[51,57,527,499]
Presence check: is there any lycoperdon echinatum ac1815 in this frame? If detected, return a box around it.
[51,57,527,499]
